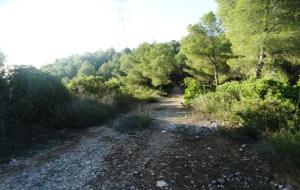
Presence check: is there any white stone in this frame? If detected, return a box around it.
[156,180,169,188]
[218,178,225,184]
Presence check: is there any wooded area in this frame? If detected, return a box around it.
[0,0,299,184]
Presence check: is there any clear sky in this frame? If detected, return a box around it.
[0,0,216,67]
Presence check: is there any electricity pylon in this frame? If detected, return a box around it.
[112,0,128,50]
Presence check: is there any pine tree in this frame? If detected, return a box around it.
[181,12,232,86]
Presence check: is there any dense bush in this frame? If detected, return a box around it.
[183,77,214,105]
[66,76,135,109]
[259,130,300,182]
[122,85,162,102]
[0,66,70,142]
[0,67,137,158]
[51,97,113,129]
[236,96,295,137]
[192,78,298,137]
[269,131,300,168]
[191,77,300,179]
[59,76,137,129]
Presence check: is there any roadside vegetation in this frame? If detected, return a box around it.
[115,112,154,134]
[0,0,299,182]
[183,0,300,181]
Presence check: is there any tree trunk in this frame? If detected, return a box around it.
[255,0,270,78]
[213,64,219,86]
[255,47,264,78]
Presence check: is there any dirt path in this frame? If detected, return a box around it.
[0,95,291,190]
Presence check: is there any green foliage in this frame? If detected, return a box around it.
[41,49,116,79]
[180,12,232,86]
[114,41,182,99]
[1,66,70,125]
[2,3,299,176]
[183,77,213,105]
[119,54,138,75]
[66,76,134,109]
[0,66,136,157]
[77,62,96,77]
[0,66,70,143]
[269,131,300,168]
[42,42,183,100]
[97,55,121,80]
[66,76,106,95]
[236,96,295,137]
[217,0,300,78]
[122,85,162,102]
[115,112,153,134]
[120,42,179,90]
[52,97,112,129]
[141,43,177,87]
[263,130,300,181]
[192,78,298,137]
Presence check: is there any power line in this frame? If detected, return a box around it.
[112,0,128,50]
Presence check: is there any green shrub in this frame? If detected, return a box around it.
[115,112,153,133]
[122,86,161,102]
[66,76,135,110]
[0,66,70,140]
[183,77,214,105]
[0,67,137,158]
[269,131,300,168]
[66,76,107,95]
[52,97,112,129]
[57,76,136,128]
[191,77,298,137]
[235,96,295,137]
[192,81,244,122]
[261,130,300,182]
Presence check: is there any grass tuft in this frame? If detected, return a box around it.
[115,112,154,133]
[255,130,300,185]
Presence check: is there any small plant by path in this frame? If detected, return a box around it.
[114,112,154,134]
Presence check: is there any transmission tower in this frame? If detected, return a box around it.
[112,0,128,50]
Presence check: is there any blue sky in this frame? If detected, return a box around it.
[0,0,216,67]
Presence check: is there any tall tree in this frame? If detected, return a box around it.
[217,0,300,78]
[180,12,232,86]
[142,43,177,88]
